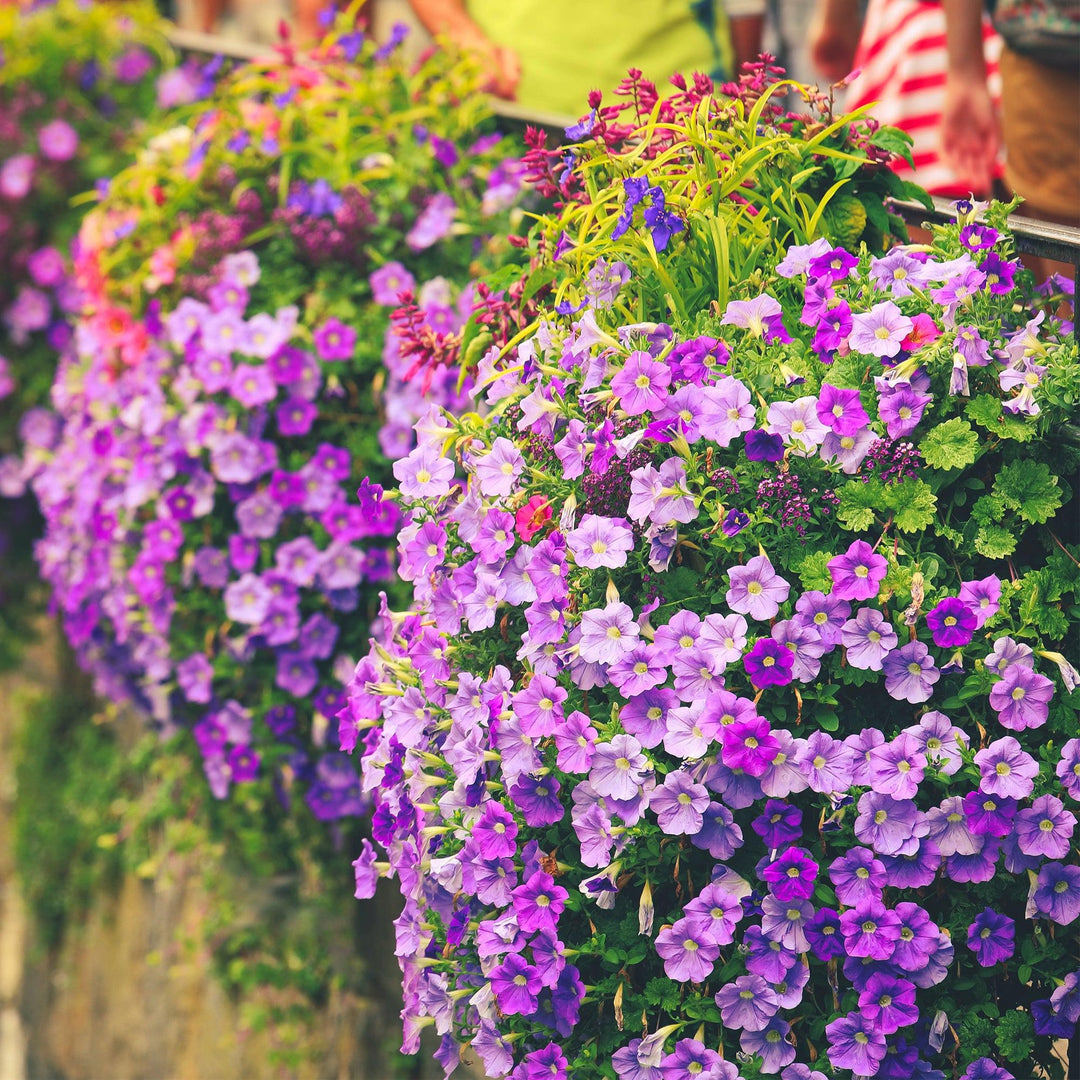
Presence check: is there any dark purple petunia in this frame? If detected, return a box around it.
[744,428,785,462]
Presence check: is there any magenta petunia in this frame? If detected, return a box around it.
[827,540,887,601]
[744,637,795,688]
[926,596,977,648]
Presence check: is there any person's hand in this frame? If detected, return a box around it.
[482,43,521,100]
[809,6,862,82]
[941,75,1000,195]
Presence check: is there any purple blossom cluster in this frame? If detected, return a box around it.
[29,252,398,812]
[345,222,1078,1079]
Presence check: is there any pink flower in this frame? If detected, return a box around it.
[38,119,79,162]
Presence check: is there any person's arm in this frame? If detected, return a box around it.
[941,0,999,194]
[809,0,863,82]
[405,0,520,98]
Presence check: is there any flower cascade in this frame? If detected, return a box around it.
[347,199,1079,1080]
[30,18,525,815]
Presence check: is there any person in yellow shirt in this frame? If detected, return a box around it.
[405,0,766,118]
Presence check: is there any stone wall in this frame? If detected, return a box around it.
[0,627,438,1080]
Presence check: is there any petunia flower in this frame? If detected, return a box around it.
[726,555,790,621]
[989,664,1054,730]
[828,540,888,601]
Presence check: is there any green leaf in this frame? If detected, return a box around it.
[886,479,937,533]
[993,461,1063,524]
[814,708,840,731]
[920,418,979,470]
[521,264,557,303]
[975,524,1017,559]
[837,479,884,532]
[869,125,915,166]
[795,550,833,593]
[965,395,1037,441]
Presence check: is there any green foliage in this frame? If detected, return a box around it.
[920,417,979,470]
[993,461,1063,525]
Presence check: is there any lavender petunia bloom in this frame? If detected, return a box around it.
[989,664,1054,730]
[720,293,790,342]
[682,882,743,946]
[739,1016,795,1073]
[882,641,940,703]
[713,976,782,1034]
[566,514,635,569]
[925,796,980,856]
[1014,795,1076,858]
[578,601,640,665]
[794,731,855,794]
[650,771,709,835]
[855,791,928,856]
[793,590,850,646]
[959,574,1001,627]
[849,301,914,358]
[825,1012,887,1075]
[393,443,455,500]
[698,378,756,446]
[1033,863,1080,925]
[975,736,1040,799]
[841,608,897,670]
[727,555,790,621]
[654,917,719,982]
[224,573,272,625]
[590,734,649,801]
[766,396,828,451]
[984,635,1035,676]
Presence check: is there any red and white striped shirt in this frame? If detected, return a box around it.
[845,0,1004,196]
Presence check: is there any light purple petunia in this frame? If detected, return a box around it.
[989,664,1054,730]
[714,975,780,1031]
[726,555,790,621]
[766,397,828,450]
[610,350,671,415]
[698,378,757,446]
[393,443,455,500]
[848,301,913,358]
[882,640,940,703]
[566,514,635,569]
[840,607,897,670]
[975,736,1040,799]
[654,917,719,982]
[854,791,928,856]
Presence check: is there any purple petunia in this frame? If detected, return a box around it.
[655,917,719,982]
[727,555,790,621]
[967,908,1015,966]
[989,664,1054,730]
[827,540,888,602]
